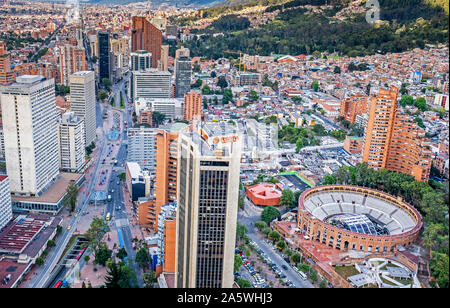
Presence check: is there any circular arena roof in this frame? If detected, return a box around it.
[299,185,422,239]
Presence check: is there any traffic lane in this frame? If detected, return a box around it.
[249,234,313,288]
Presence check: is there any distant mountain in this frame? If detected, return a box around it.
[68,0,225,8]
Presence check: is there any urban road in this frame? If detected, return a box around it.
[237,198,314,288]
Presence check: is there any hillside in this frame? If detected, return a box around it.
[177,0,449,59]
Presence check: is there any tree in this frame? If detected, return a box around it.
[211,71,217,78]
[217,76,228,89]
[84,255,90,263]
[94,242,112,266]
[248,90,259,101]
[399,95,414,107]
[97,90,108,101]
[135,247,150,268]
[143,271,157,288]
[414,97,427,111]
[82,281,86,288]
[268,230,281,244]
[309,270,318,282]
[152,111,166,126]
[261,206,281,224]
[116,247,128,261]
[35,257,44,266]
[254,221,267,231]
[261,227,271,236]
[319,279,328,288]
[234,254,243,272]
[47,240,56,248]
[101,78,112,89]
[193,78,203,88]
[333,66,341,74]
[280,189,295,208]
[63,182,78,212]
[85,217,110,252]
[276,240,286,251]
[312,80,319,92]
[236,223,248,240]
[291,253,301,265]
[201,84,211,94]
[237,278,252,288]
[323,174,337,185]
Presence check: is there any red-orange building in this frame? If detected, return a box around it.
[0,41,16,85]
[58,44,86,86]
[362,86,431,182]
[339,94,368,123]
[131,16,162,69]
[183,90,202,121]
[246,183,282,206]
[343,136,363,154]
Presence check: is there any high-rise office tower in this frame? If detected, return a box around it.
[131,16,162,69]
[131,69,171,102]
[0,175,13,231]
[0,41,16,85]
[175,122,242,288]
[59,44,86,86]
[69,71,96,147]
[362,86,432,181]
[0,75,60,196]
[98,31,110,81]
[175,55,192,98]
[58,111,86,173]
[131,50,152,72]
[183,90,202,121]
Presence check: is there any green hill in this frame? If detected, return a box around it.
[178,0,448,59]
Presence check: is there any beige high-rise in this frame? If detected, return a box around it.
[175,122,242,288]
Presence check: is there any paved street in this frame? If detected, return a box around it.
[238,197,314,288]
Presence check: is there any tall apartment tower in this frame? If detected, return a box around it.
[183,90,202,121]
[175,56,192,98]
[362,86,432,181]
[0,175,13,231]
[131,16,162,69]
[69,71,96,147]
[127,126,157,173]
[98,31,110,81]
[0,41,16,85]
[58,111,86,173]
[59,44,86,86]
[0,76,60,196]
[339,94,368,123]
[175,122,242,288]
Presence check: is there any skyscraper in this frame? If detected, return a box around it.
[131,16,162,69]
[69,71,96,147]
[0,75,60,196]
[131,69,171,102]
[362,86,432,181]
[175,55,192,98]
[58,111,86,173]
[127,126,157,173]
[0,41,16,85]
[183,90,202,122]
[0,175,13,231]
[59,44,86,86]
[175,122,242,288]
[131,50,152,72]
[98,31,110,81]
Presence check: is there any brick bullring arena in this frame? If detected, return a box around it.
[297,185,422,253]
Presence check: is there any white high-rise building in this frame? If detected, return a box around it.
[69,71,96,147]
[127,127,157,174]
[0,75,60,196]
[175,122,242,288]
[0,175,13,231]
[58,111,86,173]
[130,69,171,103]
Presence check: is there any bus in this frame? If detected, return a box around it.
[75,248,86,261]
[107,195,112,202]
[53,281,63,288]
[106,212,111,221]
